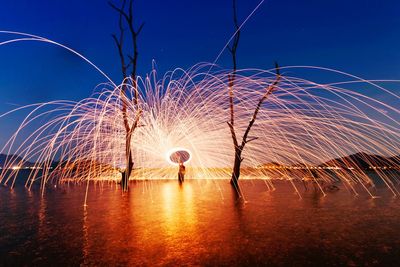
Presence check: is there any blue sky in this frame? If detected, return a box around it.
[0,0,399,146]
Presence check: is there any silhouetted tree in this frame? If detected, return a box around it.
[227,0,281,189]
[109,0,144,191]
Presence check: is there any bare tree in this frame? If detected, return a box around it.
[227,0,281,189]
[109,0,144,191]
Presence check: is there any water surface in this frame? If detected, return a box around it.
[1,179,400,266]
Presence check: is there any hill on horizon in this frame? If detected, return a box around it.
[320,152,400,169]
[0,154,35,168]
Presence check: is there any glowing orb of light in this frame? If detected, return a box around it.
[166,148,192,165]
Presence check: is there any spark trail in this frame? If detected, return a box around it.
[0,32,399,197]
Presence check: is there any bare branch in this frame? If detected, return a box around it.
[110,0,127,80]
[228,0,241,139]
[137,22,145,36]
[110,0,144,85]
[130,109,143,133]
[229,0,240,73]
[241,63,281,149]
[245,137,258,144]
[128,0,133,23]
[108,1,130,22]
[112,34,127,79]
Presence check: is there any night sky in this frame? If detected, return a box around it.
[1,0,400,146]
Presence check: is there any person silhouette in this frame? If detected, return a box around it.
[178,159,186,183]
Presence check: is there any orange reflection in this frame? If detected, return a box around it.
[161,183,197,236]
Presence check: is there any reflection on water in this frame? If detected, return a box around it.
[1,179,400,266]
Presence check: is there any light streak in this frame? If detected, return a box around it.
[0,33,399,198]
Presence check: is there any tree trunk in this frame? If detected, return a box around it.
[226,0,280,189]
[110,0,144,192]
[230,147,242,187]
[121,157,132,191]
[121,132,133,191]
